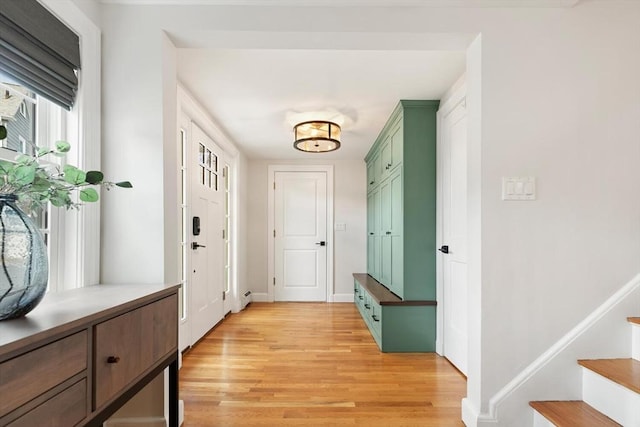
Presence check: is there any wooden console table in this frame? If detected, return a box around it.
[0,283,180,427]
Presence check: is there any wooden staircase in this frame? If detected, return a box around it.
[530,317,640,426]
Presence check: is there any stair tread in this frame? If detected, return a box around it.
[578,358,640,394]
[628,317,640,325]
[530,400,621,426]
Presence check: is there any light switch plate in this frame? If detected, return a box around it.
[502,177,536,201]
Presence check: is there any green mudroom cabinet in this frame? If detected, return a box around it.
[356,100,438,352]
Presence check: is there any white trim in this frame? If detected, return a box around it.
[435,75,467,357]
[250,292,269,302]
[97,0,582,7]
[477,273,640,423]
[331,293,355,303]
[39,0,102,288]
[103,417,166,427]
[267,164,335,303]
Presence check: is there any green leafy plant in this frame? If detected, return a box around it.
[0,126,131,212]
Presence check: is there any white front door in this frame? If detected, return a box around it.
[189,124,224,343]
[274,171,328,301]
[441,100,469,375]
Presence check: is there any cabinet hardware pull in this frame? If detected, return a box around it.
[354,288,359,293]
[369,232,374,235]
[359,296,364,300]
[369,181,374,185]
[386,231,391,235]
[372,315,380,322]
[387,163,392,168]
[107,356,120,364]
[364,304,371,309]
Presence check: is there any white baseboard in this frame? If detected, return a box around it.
[250,292,269,302]
[103,417,165,427]
[331,293,354,303]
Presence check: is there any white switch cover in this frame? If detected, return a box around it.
[335,223,346,231]
[502,177,536,201]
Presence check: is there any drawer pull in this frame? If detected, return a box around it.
[372,315,380,322]
[358,296,363,300]
[354,288,359,293]
[107,356,121,364]
[369,181,375,185]
[386,231,391,235]
[364,304,371,309]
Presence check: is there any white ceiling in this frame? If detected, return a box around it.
[177,48,466,160]
[120,0,579,160]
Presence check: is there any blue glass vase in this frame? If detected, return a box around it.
[0,194,48,320]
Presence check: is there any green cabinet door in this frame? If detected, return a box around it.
[389,167,403,298]
[379,177,392,286]
[366,152,380,192]
[367,188,381,280]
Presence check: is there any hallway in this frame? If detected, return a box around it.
[180,302,466,426]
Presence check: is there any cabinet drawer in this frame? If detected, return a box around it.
[7,379,87,427]
[94,294,177,409]
[0,331,87,415]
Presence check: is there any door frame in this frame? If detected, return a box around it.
[267,164,334,303]
[177,84,241,351]
[436,78,467,356]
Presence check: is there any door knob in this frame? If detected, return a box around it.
[191,242,207,250]
[438,245,449,254]
[315,241,326,246]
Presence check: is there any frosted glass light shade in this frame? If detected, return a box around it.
[293,121,341,153]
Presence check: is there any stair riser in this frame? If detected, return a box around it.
[582,368,640,426]
[532,411,557,427]
[632,323,640,361]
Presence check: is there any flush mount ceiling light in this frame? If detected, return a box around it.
[293,120,341,153]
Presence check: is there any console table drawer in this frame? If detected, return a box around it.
[94,295,177,409]
[0,331,87,415]
[7,379,87,427]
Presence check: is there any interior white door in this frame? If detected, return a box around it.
[274,171,327,301]
[442,101,469,375]
[189,124,224,344]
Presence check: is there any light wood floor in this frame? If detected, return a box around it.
[180,302,467,426]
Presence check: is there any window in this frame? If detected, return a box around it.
[0,0,102,290]
[19,101,27,118]
[0,71,66,290]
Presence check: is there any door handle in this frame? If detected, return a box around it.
[191,242,207,250]
[438,245,449,254]
[315,241,326,246]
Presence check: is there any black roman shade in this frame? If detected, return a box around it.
[0,0,81,110]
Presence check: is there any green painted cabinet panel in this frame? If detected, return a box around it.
[366,152,380,192]
[358,100,439,353]
[366,188,381,281]
[364,100,439,302]
[353,275,436,352]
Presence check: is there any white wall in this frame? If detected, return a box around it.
[247,159,367,300]
[96,2,640,425]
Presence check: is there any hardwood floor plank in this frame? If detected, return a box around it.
[180,302,466,426]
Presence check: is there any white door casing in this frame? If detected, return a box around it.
[189,123,225,344]
[267,165,334,302]
[437,88,469,375]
